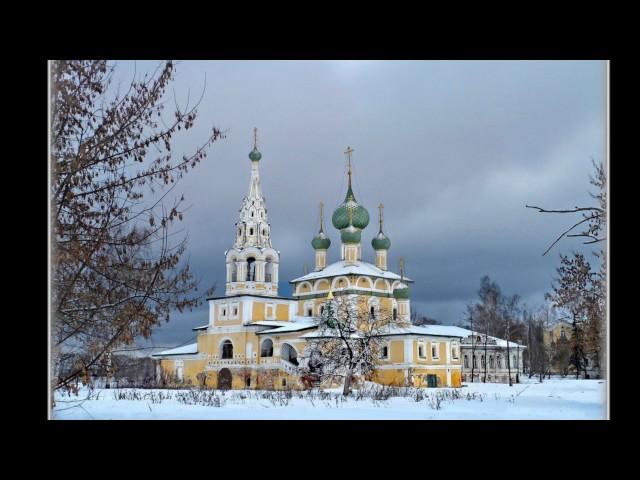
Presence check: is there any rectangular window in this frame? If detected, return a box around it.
[431,343,440,360]
[451,344,459,359]
[418,344,426,359]
[380,346,389,359]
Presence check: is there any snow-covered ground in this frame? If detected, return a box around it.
[52,377,606,420]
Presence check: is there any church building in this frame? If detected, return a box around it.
[154,131,510,389]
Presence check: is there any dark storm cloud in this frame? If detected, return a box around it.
[118,60,605,346]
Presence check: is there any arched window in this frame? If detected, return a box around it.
[230,259,237,282]
[221,340,233,359]
[473,356,478,368]
[246,257,256,281]
[481,355,485,368]
[464,355,469,368]
[370,306,376,319]
[249,227,254,235]
[393,308,398,321]
[260,339,273,357]
[265,258,274,283]
[281,343,298,366]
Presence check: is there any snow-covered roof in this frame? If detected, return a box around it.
[249,321,291,328]
[192,324,209,331]
[300,330,364,339]
[299,324,465,340]
[256,321,318,334]
[299,325,524,346]
[152,343,199,357]
[290,260,412,284]
[453,327,526,348]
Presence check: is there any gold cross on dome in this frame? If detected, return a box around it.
[344,146,354,161]
[344,146,354,188]
[344,146,354,171]
[253,128,258,149]
[378,203,384,228]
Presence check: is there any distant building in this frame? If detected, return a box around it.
[545,318,599,378]
[459,332,525,383]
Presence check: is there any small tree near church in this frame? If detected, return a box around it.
[303,292,408,396]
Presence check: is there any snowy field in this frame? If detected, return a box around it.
[52,377,606,420]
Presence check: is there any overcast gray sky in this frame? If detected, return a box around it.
[120,60,606,349]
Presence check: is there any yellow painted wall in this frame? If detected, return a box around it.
[451,369,461,387]
[371,369,406,386]
[252,301,265,321]
[276,304,289,320]
[374,279,388,290]
[390,340,404,363]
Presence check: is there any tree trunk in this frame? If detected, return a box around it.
[506,321,512,387]
[343,368,353,396]
[470,315,475,383]
[483,339,488,383]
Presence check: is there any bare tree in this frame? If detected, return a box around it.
[528,158,606,380]
[51,60,223,398]
[526,159,606,256]
[462,305,477,383]
[546,253,593,379]
[501,294,521,386]
[476,276,502,382]
[304,293,408,396]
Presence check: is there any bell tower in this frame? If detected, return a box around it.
[225,129,280,297]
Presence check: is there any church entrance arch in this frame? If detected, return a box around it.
[218,368,232,389]
[281,343,299,366]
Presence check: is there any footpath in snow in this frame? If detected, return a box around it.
[52,377,606,420]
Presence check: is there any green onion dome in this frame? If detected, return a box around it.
[393,282,410,299]
[340,225,362,244]
[372,231,391,250]
[332,186,370,230]
[311,231,331,250]
[248,147,262,162]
